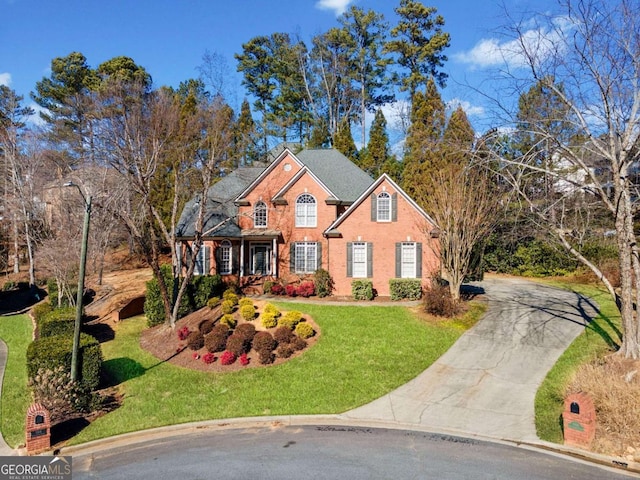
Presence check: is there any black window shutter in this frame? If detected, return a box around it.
[395,243,401,278]
[215,244,222,272]
[367,242,373,278]
[316,242,322,270]
[392,193,398,222]
[290,243,296,272]
[232,244,239,274]
[370,193,377,221]
[416,242,422,278]
[346,242,353,277]
[203,245,211,275]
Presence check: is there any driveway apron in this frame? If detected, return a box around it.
[342,277,598,442]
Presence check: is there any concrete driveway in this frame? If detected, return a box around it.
[342,276,598,442]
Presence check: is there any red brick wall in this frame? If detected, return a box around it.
[563,392,596,448]
[328,180,440,297]
[26,403,50,454]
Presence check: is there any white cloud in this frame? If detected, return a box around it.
[26,103,47,126]
[453,16,570,71]
[0,72,11,86]
[447,98,485,117]
[315,0,352,16]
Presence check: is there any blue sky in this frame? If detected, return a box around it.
[1,0,557,137]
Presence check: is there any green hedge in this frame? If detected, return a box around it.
[389,279,422,301]
[351,280,374,300]
[38,307,77,338]
[26,333,103,390]
[144,265,224,327]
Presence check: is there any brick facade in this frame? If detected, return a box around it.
[563,392,596,448]
[25,403,51,454]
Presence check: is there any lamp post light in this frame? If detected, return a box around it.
[63,182,92,382]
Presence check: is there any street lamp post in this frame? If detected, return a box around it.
[64,182,92,382]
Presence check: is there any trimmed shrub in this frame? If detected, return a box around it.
[186,331,205,350]
[226,333,250,356]
[297,281,315,298]
[258,350,275,365]
[220,350,237,365]
[235,323,256,342]
[263,280,275,294]
[202,352,216,364]
[27,333,102,390]
[276,344,295,359]
[263,303,281,317]
[239,298,253,308]
[270,283,285,295]
[198,319,215,335]
[314,269,334,298]
[285,284,297,297]
[351,280,374,300]
[273,326,294,344]
[205,331,228,353]
[211,323,229,336]
[389,279,423,301]
[177,325,191,341]
[221,300,235,315]
[261,312,278,329]
[28,366,93,423]
[253,331,276,353]
[295,322,315,339]
[46,278,78,308]
[32,302,54,324]
[423,284,462,317]
[38,307,77,338]
[207,297,221,309]
[190,274,224,308]
[219,314,237,329]
[291,336,307,351]
[222,289,239,305]
[279,311,302,330]
[240,304,256,321]
[239,353,250,366]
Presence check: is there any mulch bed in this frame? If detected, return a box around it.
[139,299,320,373]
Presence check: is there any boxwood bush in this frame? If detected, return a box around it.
[389,279,423,301]
[351,280,374,300]
[38,307,77,338]
[26,333,102,390]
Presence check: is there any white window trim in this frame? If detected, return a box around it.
[401,242,417,278]
[194,245,209,276]
[219,240,232,275]
[254,201,267,228]
[294,242,318,274]
[377,192,391,222]
[352,242,367,278]
[295,193,317,227]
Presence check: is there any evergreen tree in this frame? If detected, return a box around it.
[332,117,358,163]
[235,99,261,165]
[360,108,391,177]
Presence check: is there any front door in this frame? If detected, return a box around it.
[250,243,272,275]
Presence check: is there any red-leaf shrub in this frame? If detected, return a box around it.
[273,326,294,344]
[276,344,295,359]
[297,281,315,298]
[177,326,190,341]
[239,353,250,366]
[258,350,275,365]
[220,350,237,365]
[253,331,277,353]
[192,352,200,360]
[202,352,215,364]
[235,323,256,342]
[285,284,297,297]
[205,331,228,353]
[226,333,250,356]
[198,319,215,335]
[291,336,307,351]
[270,283,285,295]
[186,331,205,350]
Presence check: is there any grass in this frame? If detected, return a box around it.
[69,302,484,445]
[534,280,622,443]
[0,314,33,447]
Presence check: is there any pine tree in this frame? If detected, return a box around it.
[235,99,260,165]
[360,108,390,177]
[332,118,358,163]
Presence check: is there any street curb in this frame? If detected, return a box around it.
[57,415,640,477]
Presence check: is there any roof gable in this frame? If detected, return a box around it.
[323,173,437,235]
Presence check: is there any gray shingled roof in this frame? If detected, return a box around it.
[176,167,263,238]
[296,149,374,202]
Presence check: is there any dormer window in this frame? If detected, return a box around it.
[377,192,391,222]
[254,201,267,228]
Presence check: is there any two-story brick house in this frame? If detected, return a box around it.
[176,146,440,297]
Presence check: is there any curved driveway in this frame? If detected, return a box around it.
[342,276,597,442]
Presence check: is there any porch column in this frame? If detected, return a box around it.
[272,237,277,277]
[240,238,245,277]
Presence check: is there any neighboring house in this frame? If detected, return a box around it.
[176,146,440,297]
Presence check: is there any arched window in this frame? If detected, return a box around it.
[254,201,267,228]
[218,240,232,275]
[295,193,317,227]
[377,192,391,222]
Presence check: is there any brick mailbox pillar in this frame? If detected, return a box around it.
[563,392,596,448]
[25,403,51,454]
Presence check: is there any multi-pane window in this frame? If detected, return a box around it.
[254,201,267,228]
[352,242,367,278]
[401,242,416,278]
[218,240,232,275]
[194,245,210,276]
[377,192,391,222]
[294,242,318,273]
[295,193,317,227]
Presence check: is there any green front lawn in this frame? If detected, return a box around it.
[71,302,482,445]
[534,281,622,443]
[0,314,33,447]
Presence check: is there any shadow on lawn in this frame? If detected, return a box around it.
[101,357,146,387]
